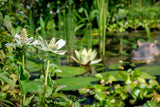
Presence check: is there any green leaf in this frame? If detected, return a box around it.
[40,17,45,28]
[136,65,160,76]
[37,93,48,107]
[45,77,53,98]
[140,72,156,79]
[72,101,81,107]
[2,99,15,107]
[117,71,128,80]
[19,79,42,96]
[26,60,41,71]
[19,80,28,96]
[3,15,12,32]
[143,100,157,107]
[131,87,141,99]
[58,66,86,77]
[95,73,103,80]
[94,92,106,101]
[74,24,85,32]
[148,79,159,88]
[24,95,35,106]
[55,76,98,90]
[0,73,15,87]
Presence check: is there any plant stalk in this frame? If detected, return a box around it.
[43,60,50,98]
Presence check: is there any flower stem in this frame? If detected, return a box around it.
[43,60,50,98]
[21,47,26,106]
[22,46,25,73]
[22,54,25,73]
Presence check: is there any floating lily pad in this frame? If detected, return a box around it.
[136,65,160,75]
[100,71,119,76]
[26,60,41,71]
[55,76,98,90]
[57,66,86,77]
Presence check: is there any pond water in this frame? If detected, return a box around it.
[105,30,160,84]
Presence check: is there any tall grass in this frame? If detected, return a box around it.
[58,2,75,63]
[94,0,109,60]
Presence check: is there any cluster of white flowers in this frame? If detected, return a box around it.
[34,36,66,55]
[6,28,101,63]
[6,28,38,47]
[6,28,66,55]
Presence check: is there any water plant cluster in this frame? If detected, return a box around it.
[0,0,160,106]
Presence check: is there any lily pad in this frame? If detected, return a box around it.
[57,66,86,77]
[136,65,160,75]
[100,71,119,76]
[26,60,41,71]
[55,76,98,90]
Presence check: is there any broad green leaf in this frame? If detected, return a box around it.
[55,76,98,90]
[117,71,128,81]
[136,66,160,76]
[58,66,86,77]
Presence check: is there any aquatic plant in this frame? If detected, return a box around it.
[34,35,66,102]
[5,28,38,47]
[71,48,101,65]
[5,28,39,106]
[94,0,109,60]
[80,69,160,106]
[34,36,66,55]
[71,48,101,74]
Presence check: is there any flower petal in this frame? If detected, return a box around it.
[51,50,66,55]
[26,37,33,44]
[31,40,39,45]
[5,43,18,47]
[55,39,66,49]
[15,34,21,39]
[48,38,56,48]
[90,59,101,64]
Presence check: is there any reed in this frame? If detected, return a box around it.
[58,2,75,63]
[94,0,109,60]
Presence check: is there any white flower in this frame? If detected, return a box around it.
[6,28,38,47]
[34,36,66,55]
[71,48,101,65]
[26,5,30,10]
[50,11,53,14]
[47,4,50,8]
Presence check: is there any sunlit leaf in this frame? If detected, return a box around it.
[24,95,35,106]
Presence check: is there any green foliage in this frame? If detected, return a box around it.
[1,0,160,106]
[80,69,160,106]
